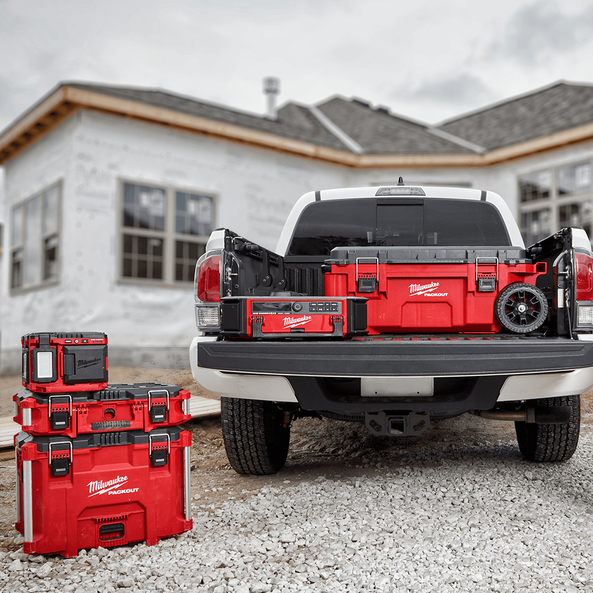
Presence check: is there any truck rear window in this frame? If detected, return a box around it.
[287,198,511,256]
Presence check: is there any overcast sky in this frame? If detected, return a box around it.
[1,0,593,133]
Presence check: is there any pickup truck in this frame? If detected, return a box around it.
[189,183,593,475]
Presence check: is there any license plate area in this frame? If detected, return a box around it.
[361,377,434,397]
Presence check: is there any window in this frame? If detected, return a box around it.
[558,163,591,196]
[518,160,593,247]
[287,198,510,256]
[120,182,214,284]
[521,209,552,246]
[559,201,592,237]
[519,172,550,202]
[10,184,60,291]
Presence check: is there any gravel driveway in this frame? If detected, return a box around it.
[2,402,593,593]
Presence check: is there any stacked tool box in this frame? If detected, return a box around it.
[14,332,193,557]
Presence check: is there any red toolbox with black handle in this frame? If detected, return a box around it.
[15,427,193,557]
[22,332,108,393]
[14,383,192,437]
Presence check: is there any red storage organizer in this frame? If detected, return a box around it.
[219,296,367,338]
[14,383,192,437]
[324,247,547,334]
[15,427,193,558]
[22,332,108,393]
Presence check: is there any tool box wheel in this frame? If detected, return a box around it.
[495,283,548,333]
[221,397,290,475]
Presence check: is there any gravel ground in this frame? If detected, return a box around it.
[1,370,593,592]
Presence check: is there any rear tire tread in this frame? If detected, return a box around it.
[221,397,290,475]
[515,395,580,462]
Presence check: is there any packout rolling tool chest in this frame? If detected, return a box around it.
[15,427,193,558]
[14,383,192,438]
[323,247,547,334]
[22,333,108,393]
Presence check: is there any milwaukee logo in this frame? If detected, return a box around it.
[283,315,312,329]
[409,282,448,297]
[88,475,138,497]
[77,357,102,369]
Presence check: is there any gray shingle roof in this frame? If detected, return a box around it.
[316,97,477,155]
[64,82,352,153]
[437,82,593,151]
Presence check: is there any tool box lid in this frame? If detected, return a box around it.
[15,426,185,451]
[326,246,529,265]
[22,332,108,342]
[15,383,185,404]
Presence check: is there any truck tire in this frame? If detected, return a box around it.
[221,397,290,475]
[515,395,580,462]
[495,282,548,334]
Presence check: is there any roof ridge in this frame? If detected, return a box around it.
[306,104,364,154]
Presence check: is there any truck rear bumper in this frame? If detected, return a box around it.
[195,335,593,377]
[190,336,593,414]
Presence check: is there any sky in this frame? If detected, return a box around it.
[1,0,593,137]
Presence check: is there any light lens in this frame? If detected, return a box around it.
[375,187,426,197]
[196,253,221,303]
[36,351,54,379]
[576,252,593,301]
[196,304,221,329]
[578,305,593,326]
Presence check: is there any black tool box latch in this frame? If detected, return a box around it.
[148,390,169,423]
[48,395,72,430]
[49,441,72,477]
[149,433,170,467]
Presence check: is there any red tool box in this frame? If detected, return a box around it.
[218,296,368,338]
[14,383,191,438]
[22,332,108,393]
[324,247,547,334]
[15,427,193,557]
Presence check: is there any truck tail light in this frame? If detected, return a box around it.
[575,252,593,301]
[575,252,593,327]
[194,252,222,332]
[195,252,222,303]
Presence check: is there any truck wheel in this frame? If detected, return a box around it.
[515,395,580,462]
[495,283,548,333]
[221,397,290,475]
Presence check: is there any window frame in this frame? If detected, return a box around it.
[118,179,216,287]
[9,181,62,295]
[518,160,593,246]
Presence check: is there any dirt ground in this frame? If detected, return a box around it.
[1,368,592,555]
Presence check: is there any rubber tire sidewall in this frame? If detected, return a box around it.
[515,395,580,462]
[221,397,290,475]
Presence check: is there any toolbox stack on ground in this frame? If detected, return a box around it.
[13,332,193,558]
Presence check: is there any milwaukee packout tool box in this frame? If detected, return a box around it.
[15,427,192,557]
[14,383,191,438]
[218,296,368,338]
[22,332,108,393]
[323,247,547,334]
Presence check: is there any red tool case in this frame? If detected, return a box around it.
[14,383,191,438]
[22,332,108,393]
[324,247,547,334]
[219,296,368,338]
[15,427,193,557]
